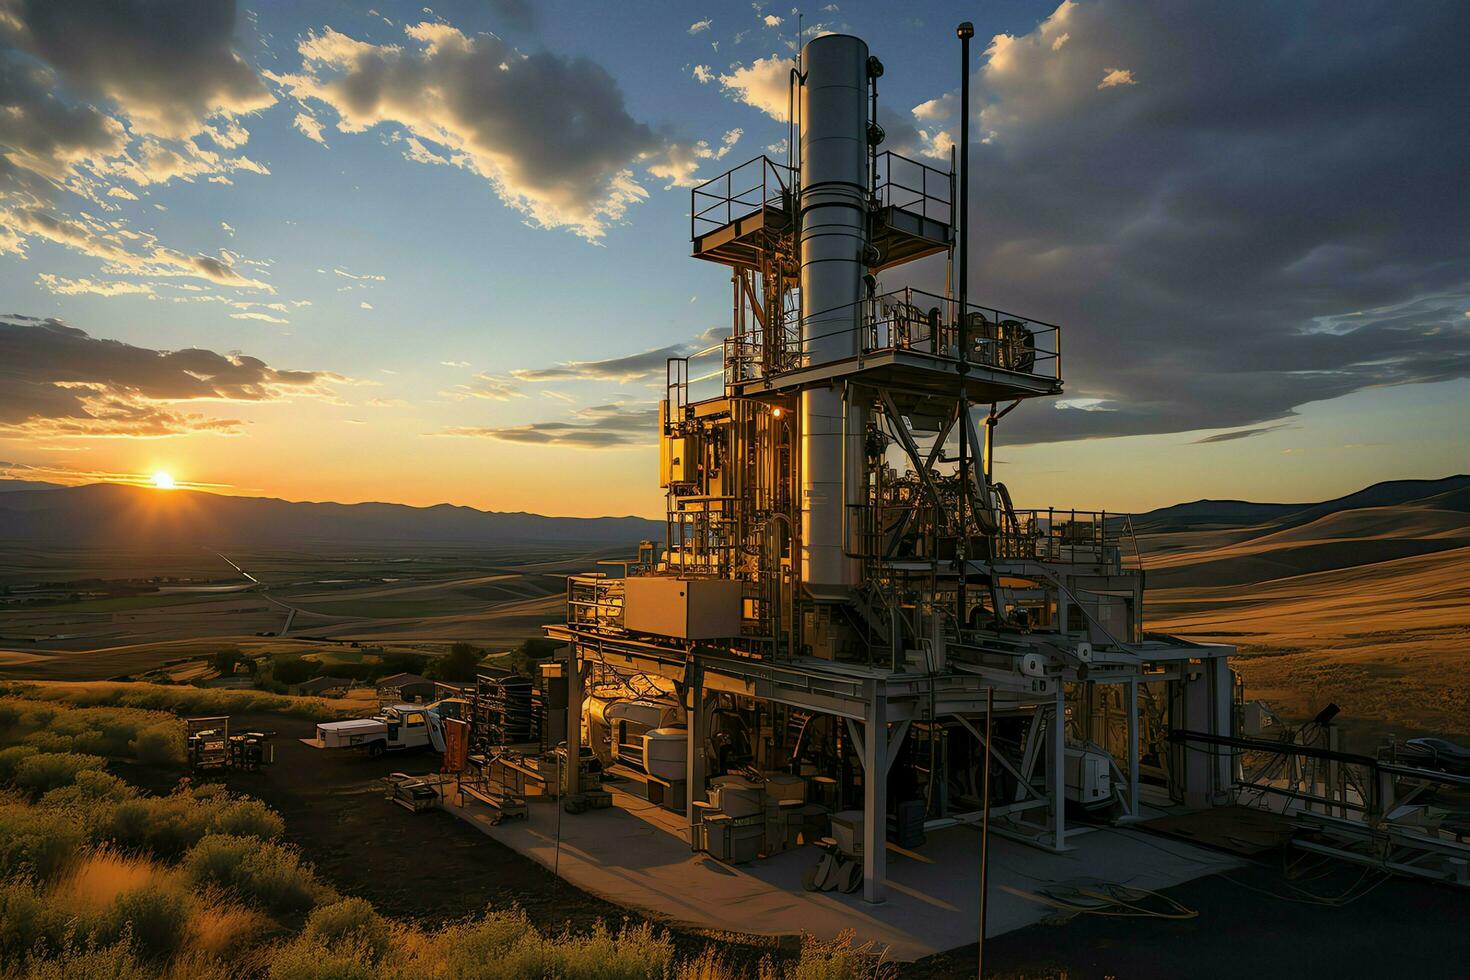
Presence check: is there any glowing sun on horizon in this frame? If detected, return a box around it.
[151,471,177,490]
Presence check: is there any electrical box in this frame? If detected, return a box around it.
[624,576,741,639]
[661,434,694,487]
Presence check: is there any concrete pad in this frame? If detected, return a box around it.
[442,782,1239,961]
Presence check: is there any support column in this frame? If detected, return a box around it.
[685,659,706,849]
[862,681,888,903]
[1050,681,1066,849]
[1127,676,1141,819]
[1211,656,1233,802]
[564,645,583,798]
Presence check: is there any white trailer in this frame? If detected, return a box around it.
[304,703,437,758]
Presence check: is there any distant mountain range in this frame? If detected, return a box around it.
[2,475,1465,554]
[1130,475,1470,534]
[1134,475,1470,590]
[0,481,663,548]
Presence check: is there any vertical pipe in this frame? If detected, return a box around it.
[565,645,583,798]
[978,685,993,978]
[1128,676,1141,819]
[955,23,973,627]
[1052,680,1066,849]
[685,659,706,847]
[862,680,888,902]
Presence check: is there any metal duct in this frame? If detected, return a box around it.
[798,34,869,599]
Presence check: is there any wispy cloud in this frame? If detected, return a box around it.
[436,403,658,448]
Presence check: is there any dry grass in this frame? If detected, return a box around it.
[52,850,167,913]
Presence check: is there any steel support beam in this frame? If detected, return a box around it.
[1050,680,1066,849]
[685,659,706,848]
[1127,676,1141,819]
[565,645,583,798]
[862,681,889,902]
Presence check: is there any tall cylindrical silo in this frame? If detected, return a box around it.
[798,34,869,599]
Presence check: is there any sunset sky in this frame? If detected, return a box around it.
[3,0,1467,519]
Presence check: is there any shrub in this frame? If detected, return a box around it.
[541,920,676,979]
[211,797,286,840]
[0,878,70,963]
[266,936,379,980]
[271,658,319,686]
[10,751,108,795]
[787,931,895,980]
[0,804,86,880]
[41,770,138,810]
[96,884,192,962]
[0,681,349,721]
[302,898,391,962]
[92,787,285,859]
[430,642,483,682]
[130,722,186,767]
[14,937,154,980]
[184,834,335,916]
[0,745,39,783]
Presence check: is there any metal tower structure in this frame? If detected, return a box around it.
[549,32,1234,903]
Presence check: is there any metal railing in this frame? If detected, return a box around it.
[691,156,794,240]
[769,288,1061,383]
[566,574,623,631]
[874,151,953,226]
[992,508,1125,565]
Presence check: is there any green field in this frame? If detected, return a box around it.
[287,597,472,619]
[0,592,231,614]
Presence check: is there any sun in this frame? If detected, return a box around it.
[151,471,177,490]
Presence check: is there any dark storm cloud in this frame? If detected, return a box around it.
[0,315,341,436]
[891,0,1470,445]
[280,22,678,239]
[1,0,272,138]
[438,403,660,448]
[0,54,124,187]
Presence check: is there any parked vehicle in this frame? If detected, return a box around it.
[306,698,465,758]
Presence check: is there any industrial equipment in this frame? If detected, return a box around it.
[547,31,1236,903]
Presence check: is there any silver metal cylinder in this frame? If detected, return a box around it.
[798,34,869,599]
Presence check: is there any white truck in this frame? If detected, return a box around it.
[305,699,463,758]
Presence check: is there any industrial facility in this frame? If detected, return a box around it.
[532,31,1236,904]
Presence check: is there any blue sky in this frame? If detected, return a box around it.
[2,0,1467,517]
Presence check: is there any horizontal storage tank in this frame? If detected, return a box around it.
[642,727,688,782]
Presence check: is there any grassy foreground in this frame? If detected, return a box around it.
[0,681,358,721]
[0,688,893,979]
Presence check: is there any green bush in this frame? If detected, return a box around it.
[184,834,335,916]
[0,745,39,783]
[96,884,192,962]
[430,642,484,682]
[0,804,85,881]
[92,787,284,858]
[0,699,185,767]
[0,878,71,962]
[211,797,286,840]
[12,937,154,980]
[271,657,320,686]
[10,752,108,796]
[302,898,391,962]
[129,722,184,767]
[267,936,379,980]
[40,770,139,810]
[0,682,347,721]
